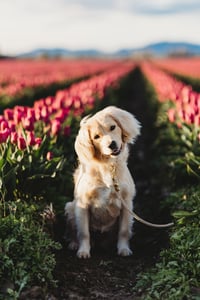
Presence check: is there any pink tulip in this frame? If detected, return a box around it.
[10,132,18,144]
[46,151,53,160]
[34,137,42,149]
[26,131,35,146]
[45,96,54,106]
[27,108,36,121]
[167,108,176,123]
[8,121,16,132]
[13,110,23,124]
[0,120,9,131]
[4,108,14,120]
[50,119,61,136]
[22,116,34,131]
[17,136,26,150]
[34,107,42,121]
[0,128,10,143]
[41,106,49,122]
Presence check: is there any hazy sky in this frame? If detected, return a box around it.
[0,0,200,55]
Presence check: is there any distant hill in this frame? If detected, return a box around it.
[16,41,200,58]
[114,42,200,57]
[17,48,105,58]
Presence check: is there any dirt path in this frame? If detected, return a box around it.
[50,67,170,299]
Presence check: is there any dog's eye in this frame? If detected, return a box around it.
[94,134,100,140]
[110,125,116,131]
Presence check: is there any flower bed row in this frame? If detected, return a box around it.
[141,61,200,131]
[134,62,200,300]
[0,59,118,97]
[152,57,200,79]
[0,61,135,298]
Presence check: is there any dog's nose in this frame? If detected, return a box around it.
[109,141,117,150]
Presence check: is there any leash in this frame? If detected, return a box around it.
[110,164,174,228]
[121,198,174,228]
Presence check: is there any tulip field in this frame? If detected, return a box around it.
[0,58,199,299]
[0,59,119,111]
[152,57,200,79]
[0,59,119,97]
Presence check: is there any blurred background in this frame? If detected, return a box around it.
[0,0,200,59]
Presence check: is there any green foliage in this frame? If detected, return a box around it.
[154,102,200,185]
[0,201,61,299]
[0,114,80,297]
[134,188,200,300]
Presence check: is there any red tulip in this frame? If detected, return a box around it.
[0,128,10,143]
[4,108,14,120]
[17,136,26,150]
[34,137,42,149]
[50,119,61,136]
[22,116,34,131]
[26,131,35,146]
[0,120,9,131]
[10,132,18,144]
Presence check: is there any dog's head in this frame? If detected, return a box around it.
[75,106,141,162]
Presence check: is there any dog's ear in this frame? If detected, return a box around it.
[75,116,95,162]
[104,106,141,144]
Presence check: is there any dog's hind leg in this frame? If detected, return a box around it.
[65,202,78,251]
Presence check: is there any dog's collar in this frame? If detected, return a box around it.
[110,164,120,192]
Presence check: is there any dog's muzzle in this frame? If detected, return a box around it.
[109,141,121,156]
[111,144,122,156]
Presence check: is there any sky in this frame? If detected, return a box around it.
[0,0,200,55]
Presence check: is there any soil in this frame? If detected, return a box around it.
[25,67,171,300]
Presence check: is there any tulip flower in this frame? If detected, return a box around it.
[4,108,14,120]
[46,151,53,160]
[0,120,9,131]
[26,131,35,146]
[34,137,42,149]
[10,132,18,144]
[50,120,61,136]
[0,128,10,143]
[17,136,26,150]
[22,116,35,131]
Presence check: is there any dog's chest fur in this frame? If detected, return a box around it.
[89,184,122,232]
[75,162,129,232]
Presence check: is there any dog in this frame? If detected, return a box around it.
[65,106,141,258]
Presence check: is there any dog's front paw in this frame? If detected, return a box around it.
[118,247,133,257]
[77,249,91,259]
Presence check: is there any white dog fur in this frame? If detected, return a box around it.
[65,106,141,258]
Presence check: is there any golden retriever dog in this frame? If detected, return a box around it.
[65,106,141,258]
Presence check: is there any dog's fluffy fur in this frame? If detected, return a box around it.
[65,106,141,258]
